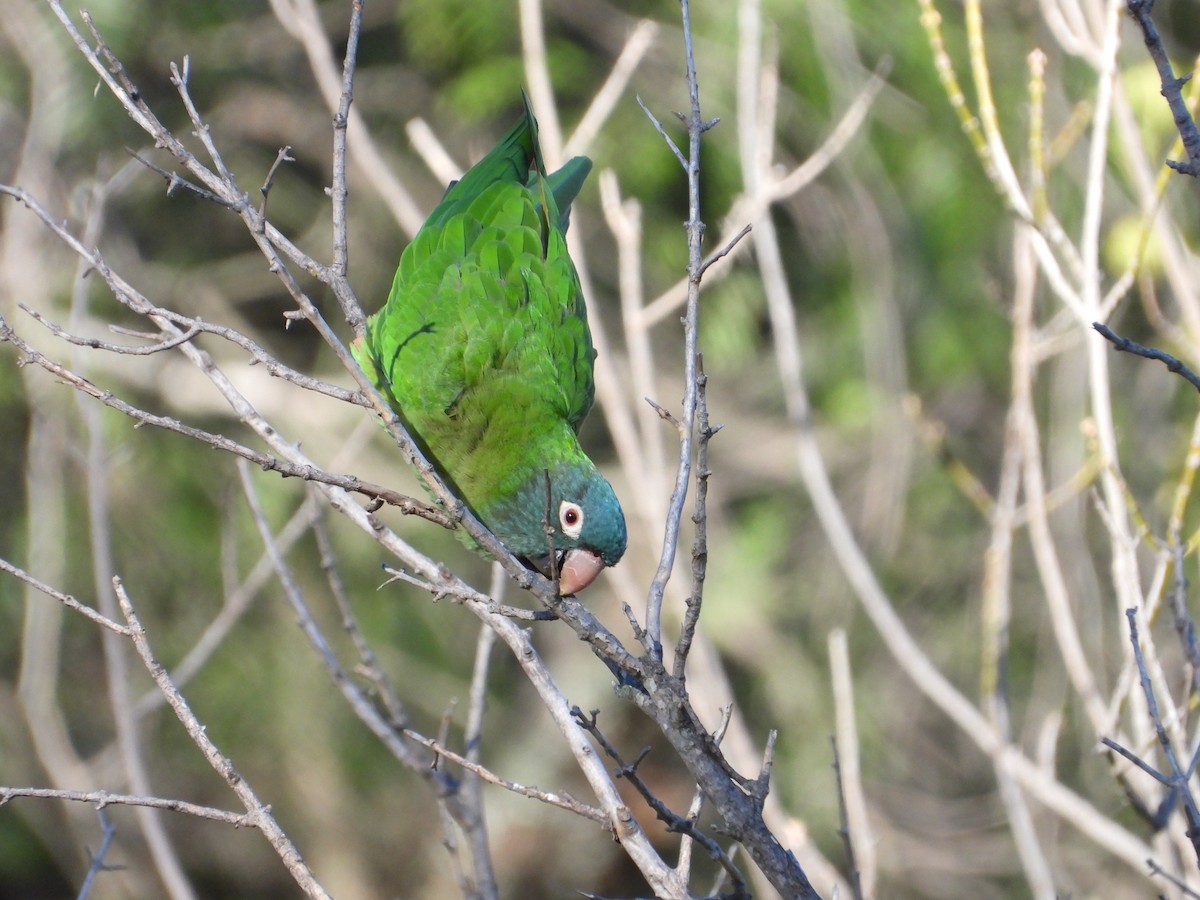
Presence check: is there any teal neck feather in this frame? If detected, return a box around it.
[481,453,626,565]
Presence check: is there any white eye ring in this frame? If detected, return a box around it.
[558,500,584,539]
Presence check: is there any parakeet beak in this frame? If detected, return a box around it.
[556,548,605,595]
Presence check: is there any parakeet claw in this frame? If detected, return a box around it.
[557,548,605,595]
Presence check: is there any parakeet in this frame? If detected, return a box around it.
[354,94,626,595]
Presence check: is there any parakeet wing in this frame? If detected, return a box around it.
[354,95,597,508]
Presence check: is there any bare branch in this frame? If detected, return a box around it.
[1093,321,1200,393]
[698,223,752,278]
[0,787,255,827]
[126,148,233,205]
[268,0,425,241]
[641,0,710,654]
[402,729,608,826]
[1,315,452,525]
[1125,0,1200,177]
[673,356,718,678]
[257,145,295,221]
[1149,857,1200,898]
[563,20,660,158]
[113,577,333,899]
[636,94,688,170]
[1112,608,1200,863]
[458,574,501,897]
[829,629,873,899]
[21,303,202,355]
[77,809,120,899]
[1167,542,1200,697]
[0,557,131,636]
[572,707,749,897]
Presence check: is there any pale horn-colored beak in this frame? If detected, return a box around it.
[557,548,605,595]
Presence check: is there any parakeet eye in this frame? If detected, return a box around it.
[559,500,584,539]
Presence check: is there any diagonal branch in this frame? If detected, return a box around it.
[0,315,452,526]
[1093,321,1200,393]
[113,577,333,899]
[1125,0,1200,178]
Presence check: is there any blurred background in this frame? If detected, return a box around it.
[3,0,1200,897]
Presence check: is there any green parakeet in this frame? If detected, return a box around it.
[354,94,626,594]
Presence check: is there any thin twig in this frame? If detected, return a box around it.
[642,0,711,659]
[458,569,501,898]
[673,356,720,678]
[113,577,333,899]
[698,224,752,278]
[1092,321,1200,393]
[1125,0,1200,177]
[258,145,295,221]
[1149,856,1200,898]
[0,557,131,635]
[636,94,688,170]
[1101,736,1171,786]
[677,703,734,883]
[402,729,608,825]
[0,315,452,525]
[1117,608,1200,863]
[126,148,232,205]
[313,502,409,728]
[829,628,873,899]
[378,564,555,620]
[0,786,254,826]
[1168,542,1200,698]
[77,808,120,900]
[21,304,201,354]
[830,738,863,900]
[571,707,750,898]
[330,0,362,330]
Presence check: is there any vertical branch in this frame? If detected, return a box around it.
[266,0,425,237]
[1083,0,1143,618]
[331,0,362,333]
[457,567,503,900]
[964,0,1029,214]
[985,225,1057,896]
[829,629,874,900]
[77,809,119,899]
[3,3,93,874]
[673,357,717,677]
[69,175,197,900]
[517,0,563,161]
[599,170,667,519]
[1169,543,1200,698]
[645,0,716,657]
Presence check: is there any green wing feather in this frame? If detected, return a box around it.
[353,94,599,527]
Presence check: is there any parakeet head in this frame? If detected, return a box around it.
[485,460,626,595]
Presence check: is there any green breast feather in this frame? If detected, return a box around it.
[354,94,626,594]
